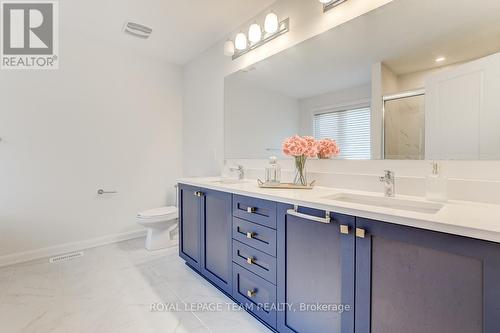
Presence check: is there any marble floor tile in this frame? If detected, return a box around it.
[0,238,271,333]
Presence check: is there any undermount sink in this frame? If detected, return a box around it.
[210,178,247,185]
[324,193,444,214]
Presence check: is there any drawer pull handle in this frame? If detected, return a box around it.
[356,228,366,238]
[247,289,257,298]
[340,225,350,235]
[193,191,204,197]
[246,207,257,213]
[246,257,255,265]
[246,232,256,239]
[287,205,331,224]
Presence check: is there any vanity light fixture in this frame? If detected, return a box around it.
[435,56,446,63]
[224,40,235,57]
[321,0,348,13]
[235,32,248,50]
[264,12,279,34]
[248,23,263,43]
[224,15,290,60]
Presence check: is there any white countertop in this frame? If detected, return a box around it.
[178,177,500,244]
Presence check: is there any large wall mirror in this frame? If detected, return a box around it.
[224,0,500,160]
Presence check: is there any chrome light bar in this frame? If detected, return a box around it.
[232,18,290,60]
[323,0,348,13]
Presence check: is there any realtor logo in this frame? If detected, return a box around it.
[1,1,58,69]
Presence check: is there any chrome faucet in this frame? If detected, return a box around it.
[229,165,245,180]
[379,170,395,197]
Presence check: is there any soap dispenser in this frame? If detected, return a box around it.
[265,156,281,185]
[426,161,448,202]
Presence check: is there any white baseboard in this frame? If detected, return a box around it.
[0,229,147,268]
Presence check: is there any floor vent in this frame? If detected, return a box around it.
[49,252,84,263]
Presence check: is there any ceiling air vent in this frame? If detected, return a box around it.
[123,21,152,39]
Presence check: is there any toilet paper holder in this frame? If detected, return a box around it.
[97,189,117,195]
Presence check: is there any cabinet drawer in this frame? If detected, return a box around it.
[233,240,277,284]
[233,217,277,257]
[233,195,277,229]
[233,263,277,328]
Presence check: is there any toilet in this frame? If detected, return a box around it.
[136,206,178,250]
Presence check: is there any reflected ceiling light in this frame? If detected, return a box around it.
[248,23,262,43]
[319,0,332,3]
[235,33,248,50]
[264,12,279,34]
[435,56,446,63]
[223,40,235,57]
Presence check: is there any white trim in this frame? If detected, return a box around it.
[311,98,371,116]
[0,229,147,268]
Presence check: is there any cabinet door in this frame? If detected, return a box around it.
[277,204,355,333]
[200,189,232,294]
[355,217,500,333]
[178,184,201,269]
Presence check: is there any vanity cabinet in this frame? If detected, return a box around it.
[277,204,355,333]
[179,184,202,269]
[178,184,232,293]
[231,195,278,328]
[178,183,500,333]
[200,189,233,294]
[355,217,500,333]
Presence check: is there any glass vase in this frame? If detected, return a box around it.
[293,155,308,186]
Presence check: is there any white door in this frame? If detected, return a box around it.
[426,52,500,160]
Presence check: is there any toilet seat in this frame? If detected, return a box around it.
[136,206,179,250]
[137,206,178,224]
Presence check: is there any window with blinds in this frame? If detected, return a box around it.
[313,106,371,160]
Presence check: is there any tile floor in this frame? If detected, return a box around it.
[0,238,271,333]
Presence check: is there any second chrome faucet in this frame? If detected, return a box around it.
[229,165,245,180]
[379,170,395,197]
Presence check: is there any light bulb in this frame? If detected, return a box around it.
[223,40,235,56]
[235,33,248,50]
[264,12,279,34]
[248,23,262,43]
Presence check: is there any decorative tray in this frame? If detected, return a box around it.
[257,179,315,189]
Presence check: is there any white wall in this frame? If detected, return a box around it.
[0,36,183,261]
[225,79,299,159]
[183,0,394,176]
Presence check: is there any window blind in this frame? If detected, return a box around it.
[313,107,371,160]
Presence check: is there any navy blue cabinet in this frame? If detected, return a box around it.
[178,185,500,333]
[355,217,500,333]
[179,184,201,269]
[200,189,232,294]
[277,204,355,333]
[179,185,232,293]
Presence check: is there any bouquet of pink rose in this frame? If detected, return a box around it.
[282,135,340,186]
